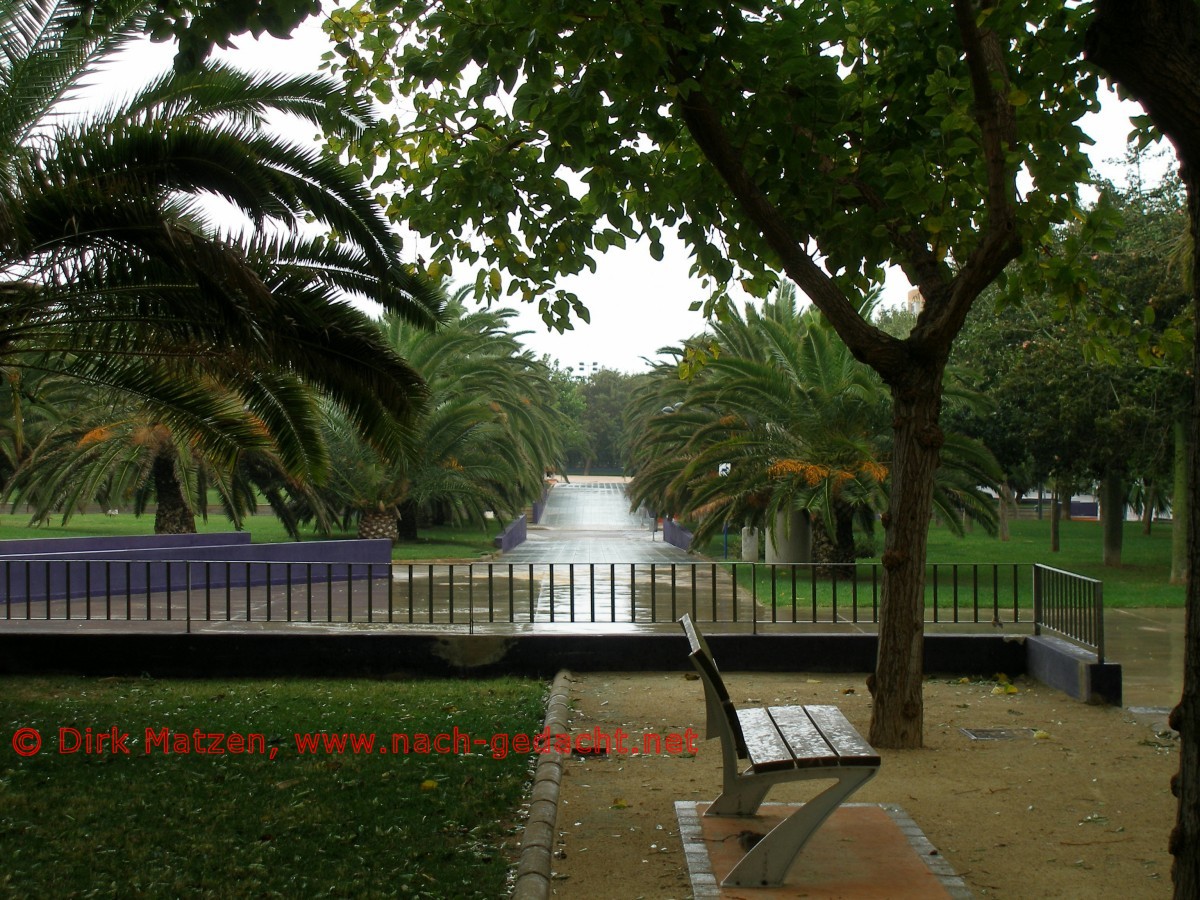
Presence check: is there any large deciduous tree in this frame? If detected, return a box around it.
[1084,2,1200,893]
[324,0,1097,748]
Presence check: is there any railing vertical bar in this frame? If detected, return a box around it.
[65,562,72,621]
[508,564,516,623]
[1013,564,1020,623]
[287,563,294,622]
[770,565,777,623]
[700,564,710,628]
[125,561,133,621]
[589,564,596,623]
[448,564,455,624]
[367,563,375,623]
[851,566,859,624]
[831,568,838,624]
[307,563,314,623]
[388,562,394,624]
[225,561,232,621]
[610,563,616,622]
[427,564,434,624]
[569,563,575,623]
[690,563,697,622]
[650,563,656,624]
[327,564,334,623]
[489,564,496,623]
[630,564,636,623]
[528,564,535,623]
[791,565,798,624]
[751,565,757,631]
[810,565,818,623]
[731,563,738,623]
[549,566,555,623]
[204,563,211,622]
[972,565,980,623]
[952,563,959,624]
[671,564,677,623]
[931,564,939,623]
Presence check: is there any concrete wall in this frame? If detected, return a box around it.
[0,631,1030,680]
[1026,635,1122,705]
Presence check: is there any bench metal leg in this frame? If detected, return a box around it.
[719,767,878,888]
[707,778,774,817]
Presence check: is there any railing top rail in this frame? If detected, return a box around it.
[1032,563,1102,585]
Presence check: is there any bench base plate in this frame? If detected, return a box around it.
[676,801,971,898]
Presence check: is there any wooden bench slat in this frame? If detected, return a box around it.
[801,705,881,766]
[736,707,797,772]
[765,705,840,769]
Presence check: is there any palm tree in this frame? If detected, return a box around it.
[627,287,1001,562]
[0,0,446,532]
[299,296,567,542]
[0,1,444,529]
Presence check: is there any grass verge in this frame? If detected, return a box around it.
[0,676,546,897]
[699,517,1183,611]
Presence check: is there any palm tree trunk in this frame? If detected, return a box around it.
[358,508,399,544]
[152,447,196,535]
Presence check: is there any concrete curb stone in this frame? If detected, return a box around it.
[511,669,572,900]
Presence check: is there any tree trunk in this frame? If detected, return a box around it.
[152,448,196,535]
[397,498,419,542]
[1173,173,1200,899]
[1101,472,1126,568]
[1174,419,1190,585]
[998,483,1013,542]
[1144,480,1156,536]
[1050,489,1061,553]
[1086,6,1200,888]
[358,508,399,544]
[870,375,943,750]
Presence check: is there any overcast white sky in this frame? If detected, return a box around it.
[104,17,1174,376]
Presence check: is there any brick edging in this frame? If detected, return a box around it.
[511,669,572,899]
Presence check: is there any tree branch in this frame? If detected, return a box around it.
[662,62,901,374]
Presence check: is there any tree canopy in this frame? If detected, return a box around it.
[322,0,1102,748]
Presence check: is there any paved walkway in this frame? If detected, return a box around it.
[511,480,1185,710]
[500,481,695,622]
[503,481,691,564]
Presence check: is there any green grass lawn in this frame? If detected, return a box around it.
[700,516,1183,611]
[0,513,500,561]
[0,675,546,898]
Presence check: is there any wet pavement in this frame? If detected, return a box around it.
[510,479,1186,711]
[503,481,691,564]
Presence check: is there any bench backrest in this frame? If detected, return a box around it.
[680,615,748,758]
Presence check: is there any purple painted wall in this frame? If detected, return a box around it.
[0,539,392,606]
[0,532,250,558]
[662,518,693,552]
[493,515,527,552]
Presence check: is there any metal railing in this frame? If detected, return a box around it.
[1,558,1038,632]
[1032,563,1105,662]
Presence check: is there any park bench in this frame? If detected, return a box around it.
[679,614,881,887]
